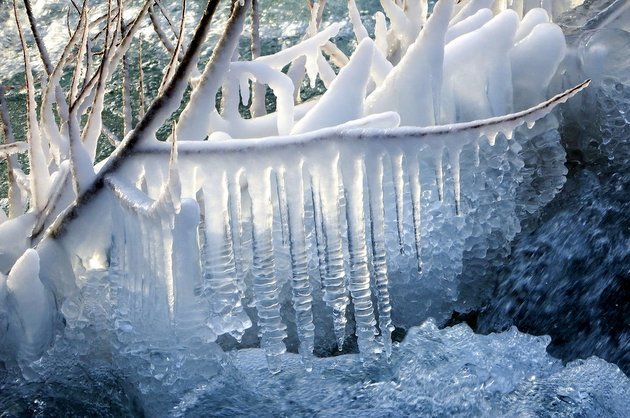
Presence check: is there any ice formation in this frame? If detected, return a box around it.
[0,0,599,377]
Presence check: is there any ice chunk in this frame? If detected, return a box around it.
[5,249,54,361]
[177,321,629,417]
[292,39,375,134]
[364,0,454,126]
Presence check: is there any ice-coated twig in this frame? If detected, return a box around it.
[81,0,118,161]
[135,80,591,157]
[0,85,24,219]
[0,142,28,157]
[102,124,121,146]
[249,0,266,117]
[70,1,90,107]
[21,0,70,122]
[121,20,133,136]
[348,0,369,42]
[149,2,177,56]
[306,0,326,27]
[74,0,155,115]
[14,1,52,213]
[175,0,251,141]
[155,0,179,35]
[40,3,88,166]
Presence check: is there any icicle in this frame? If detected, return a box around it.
[239,75,250,106]
[274,170,290,248]
[284,162,315,370]
[315,156,349,350]
[199,174,250,339]
[5,249,54,360]
[366,154,393,356]
[248,169,287,373]
[434,147,445,202]
[310,175,328,290]
[474,137,481,167]
[172,198,209,338]
[487,131,498,146]
[391,152,406,252]
[342,157,378,358]
[446,141,465,215]
[228,171,247,306]
[408,153,423,272]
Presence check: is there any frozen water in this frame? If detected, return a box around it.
[0,0,628,415]
[478,17,630,375]
[1,317,628,416]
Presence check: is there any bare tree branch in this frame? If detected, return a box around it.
[159,0,187,95]
[138,35,146,120]
[37,0,224,243]
[120,16,133,136]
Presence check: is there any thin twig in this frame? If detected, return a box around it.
[138,35,146,120]
[121,17,133,136]
[159,0,187,94]
[250,0,266,116]
[149,3,177,55]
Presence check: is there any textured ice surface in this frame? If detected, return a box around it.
[1,319,628,417]
[176,321,630,417]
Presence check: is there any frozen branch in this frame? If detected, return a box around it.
[0,86,24,219]
[38,0,224,243]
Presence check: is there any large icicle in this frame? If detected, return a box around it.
[5,249,54,361]
[283,163,315,370]
[366,153,394,356]
[198,174,251,339]
[342,157,378,359]
[248,169,287,373]
[314,156,349,351]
